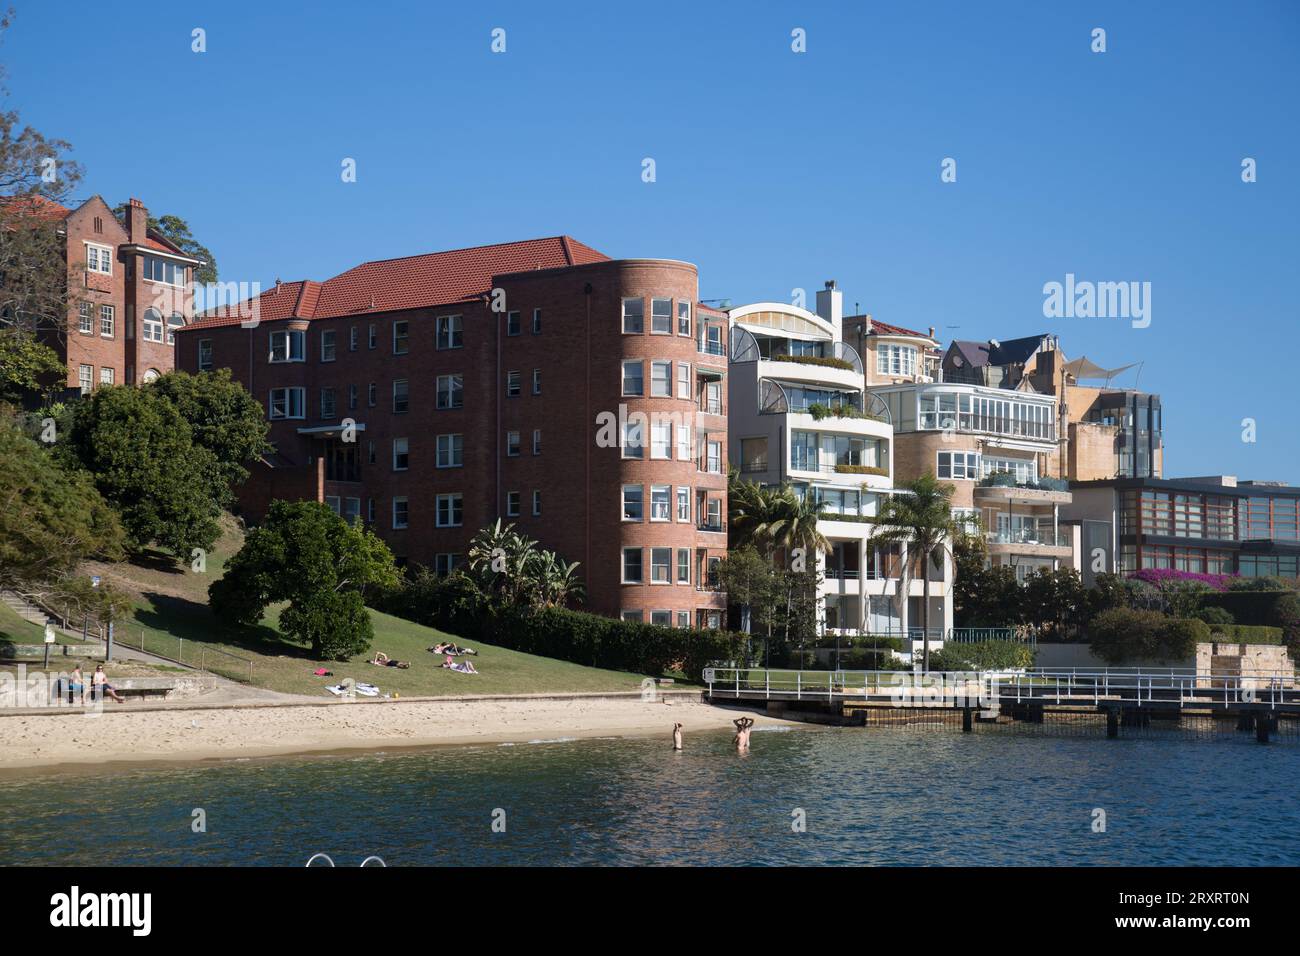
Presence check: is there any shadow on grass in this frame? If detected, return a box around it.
[135,592,315,661]
[129,549,187,576]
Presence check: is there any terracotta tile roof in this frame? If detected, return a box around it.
[844,314,933,340]
[185,236,608,331]
[0,194,71,222]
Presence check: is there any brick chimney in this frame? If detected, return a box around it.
[126,197,148,243]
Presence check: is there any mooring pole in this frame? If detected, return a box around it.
[1106,708,1119,739]
[962,707,973,733]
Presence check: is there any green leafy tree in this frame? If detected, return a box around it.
[715,545,778,636]
[61,385,223,558]
[0,328,64,402]
[147,369,270,505]
[872,472,960,671]
[0,415,123,598]
[210,501,399,659]
[1021,567,1085,637]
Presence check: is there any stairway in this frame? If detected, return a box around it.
[0,590,102,645]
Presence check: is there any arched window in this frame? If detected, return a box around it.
[142,368,161,383]
[143,309,164,343]
[167,312,185,345]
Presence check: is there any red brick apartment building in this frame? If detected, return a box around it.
[177,237,729,625]
[4,195,200,390]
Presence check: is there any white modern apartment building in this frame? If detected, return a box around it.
[727,284,953,642]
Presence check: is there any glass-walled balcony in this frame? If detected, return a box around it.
[880,385,1056,441]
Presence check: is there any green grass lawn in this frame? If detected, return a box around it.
[0,602,85,646]
[119,594,651,697]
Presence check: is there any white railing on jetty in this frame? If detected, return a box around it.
[703,667,1300,709]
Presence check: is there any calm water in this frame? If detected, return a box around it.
[1,723,1297,866]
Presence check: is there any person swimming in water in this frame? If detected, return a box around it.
[733,717,754,752]
[672,722,683,751]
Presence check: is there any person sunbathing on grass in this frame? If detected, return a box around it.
[442,660,478,674]
[369,652,410,669]
[429,641,477,656]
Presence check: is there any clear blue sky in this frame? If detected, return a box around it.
[5,1,1297,481]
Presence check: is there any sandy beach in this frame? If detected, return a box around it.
[0,693,790,770]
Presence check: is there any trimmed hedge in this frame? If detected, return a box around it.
[1201,590,1300,647]
[1208,624,1285,646]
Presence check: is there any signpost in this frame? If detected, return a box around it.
[43,622,54,668]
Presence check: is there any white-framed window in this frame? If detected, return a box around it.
[651,297,672,333]
[269,386,306,420]
[321,330,337,362]
[393,437,409,471]
[621,609,643,622]
[622,360,644,396]
[532,368,541,395]
[676,487,690,522]
[99,367,114,386]
[532,429,541,455]
[78,364,93,394]
[623,485,643,521]
[198,339,213,371]
[677,301,691,337]
[876,343,918,377]
[677,423,692,461]
[269,329,305,362]
[142,256,187,286]
[506,311,521,336]
[392,497,409,530]
[532,308,542,334]
[650,485,671,521]
[622,548,643,583]
[675,611,690,628]
[651,420,672,459]
[436,374,462,409]
[506,431,520,457]
[436,493,463,528]
[436,434,463,468]
[676,362,691,399]
[936,450,981,480]
[436,315,463,349]
[85,242,112,275]
[506,491,521,516]
[677,549,691,584]
[98,305,114,337]
[319,387,336,419]
[143,309,165,343]
[532,490,541,516]
[392,379,409,413]
[706,439,722,473]
[706,498,722,530]
[166,312,184,345]
[622,297,644,333]
[650,360,672,397]
[650,547,672,583]
[392,320,409,354]
[507,370,521,397]
[78,301,93,334]
[622,419,644,459]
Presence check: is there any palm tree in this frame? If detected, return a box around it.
[528,550,585,608]
[466,520,535,605]
[871,472,960,672]
[764,484,831,562]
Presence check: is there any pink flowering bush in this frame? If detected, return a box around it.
[1128,568,1237,592]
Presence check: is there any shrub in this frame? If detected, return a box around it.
[1193,605,1235,628]
[1129,568,1235,591]
[833,464,889,476]
[961,640,1036,670]
[1089,608,1205,665]
[1228,576,1291,592]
